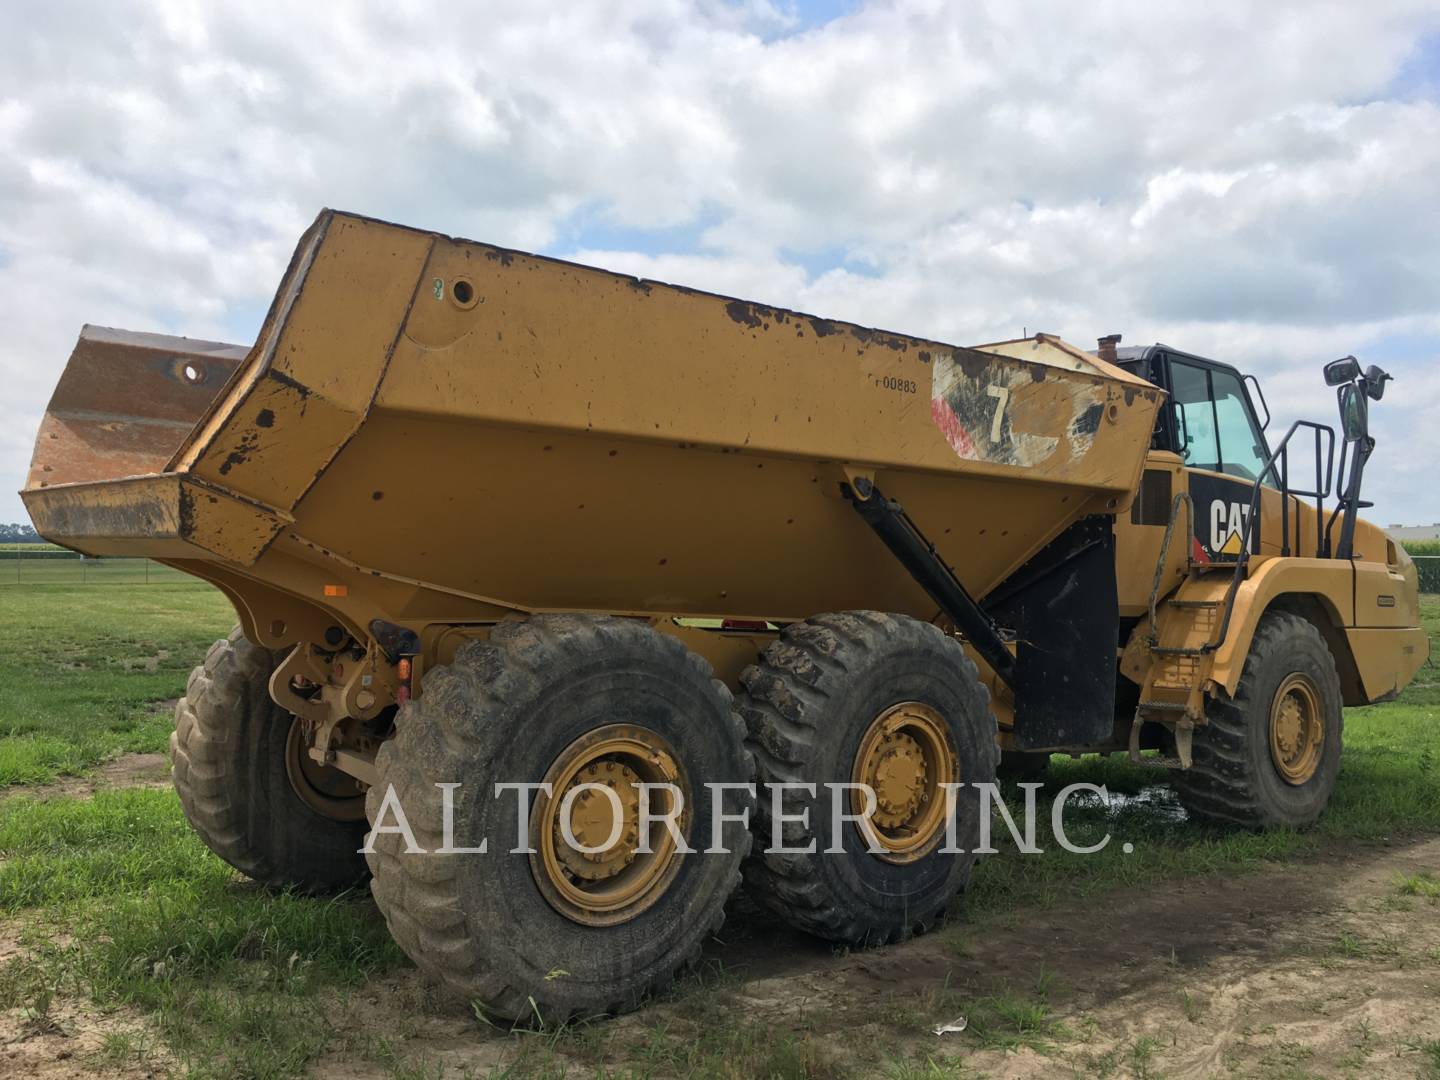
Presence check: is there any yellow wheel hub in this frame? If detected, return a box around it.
[532,725,690,926]
[1269,673,1323,785]
[554,759,642,882]
[851,702,956,864]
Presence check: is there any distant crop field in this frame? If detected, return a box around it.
[1405,541,1440,592]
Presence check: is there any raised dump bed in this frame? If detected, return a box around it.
[25,210,1161,639]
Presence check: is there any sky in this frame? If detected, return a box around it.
[2,0,1439,528]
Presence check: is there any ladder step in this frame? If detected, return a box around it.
[1150,645,1206,656]
[1131,756,1185,770]
[1166,599,1220,608]
[1138,700,1189,712]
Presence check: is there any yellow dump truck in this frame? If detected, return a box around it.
[23,211,1427,1020]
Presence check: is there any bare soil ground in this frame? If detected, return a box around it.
[302,835,1440,1078]
[0,929,168,1079]
[817,834,1440,1077]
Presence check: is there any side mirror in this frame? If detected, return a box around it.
[1324,356,1361,386]
[1363,364,1393,401]
[1338,385,1366,442]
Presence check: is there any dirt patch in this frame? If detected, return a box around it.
[2,753,172,803]
[308,974,503,1080]
[814,836,1440,1077]
[0,1001,166,1079]
[0,925,167,1078]
[2,699,177,802]
[119,651,170,674]
[348,836,1440,1077]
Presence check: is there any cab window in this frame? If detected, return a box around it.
[1209,369,1268,481]
[1170,360,1269,482]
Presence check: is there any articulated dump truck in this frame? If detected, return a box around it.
[23,211,1427,1020]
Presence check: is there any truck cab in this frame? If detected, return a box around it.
[1086,339,1427,819]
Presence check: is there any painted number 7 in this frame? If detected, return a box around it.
[985,384,1010,443]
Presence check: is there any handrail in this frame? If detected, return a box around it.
[1146,492,1194,644]
[1324,436,1351,557]
[1202,420,1335,655]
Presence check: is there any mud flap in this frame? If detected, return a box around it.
[986,516,1118,750]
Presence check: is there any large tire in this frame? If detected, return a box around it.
[1173,611,1343,828]
[171,627,370,892]
[738,612,999,945]
[364,615,753,1022]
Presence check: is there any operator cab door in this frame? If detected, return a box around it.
[1113,347,1291,613]
[1165,356,1273,563]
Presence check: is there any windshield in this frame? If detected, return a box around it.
[1171,361,1269,482]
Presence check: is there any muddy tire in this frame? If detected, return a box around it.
[364,615,753,1022]
[738,612,999,945]
[1173,611,1343,828]
[170,626,370,892]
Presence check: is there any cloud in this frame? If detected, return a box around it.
[1,0,1438,527]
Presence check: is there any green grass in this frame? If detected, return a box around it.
[0,788,402,1077]
[1394,870,1440,900]
[0,584,234,785]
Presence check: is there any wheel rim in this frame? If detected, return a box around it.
[1268,673,1324,785]
[284,718,367,821]
[532,724,691,926]
[850,702,956,864]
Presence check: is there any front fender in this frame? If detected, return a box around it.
[1207,557,1351,696]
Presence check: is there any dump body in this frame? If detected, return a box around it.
[24,210,1162,661]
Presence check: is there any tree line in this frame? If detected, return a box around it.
[0,522,41,542]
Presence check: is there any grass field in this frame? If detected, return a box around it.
[0,586,1436,1077]
[0,585,234,785]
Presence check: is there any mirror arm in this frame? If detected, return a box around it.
[1335,435,1374,561]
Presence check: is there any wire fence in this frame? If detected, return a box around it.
[0,553,204,585]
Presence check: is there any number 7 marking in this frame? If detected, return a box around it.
[985,384,1010,443]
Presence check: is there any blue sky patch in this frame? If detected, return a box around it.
[1386,31,1440,101]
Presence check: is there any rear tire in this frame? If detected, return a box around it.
[738,612,998,945]
[1173,611,1343,828]
[170,627,369,892]
[364,615,753,1022]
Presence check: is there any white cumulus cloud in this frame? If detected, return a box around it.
[1,0,1438,526]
